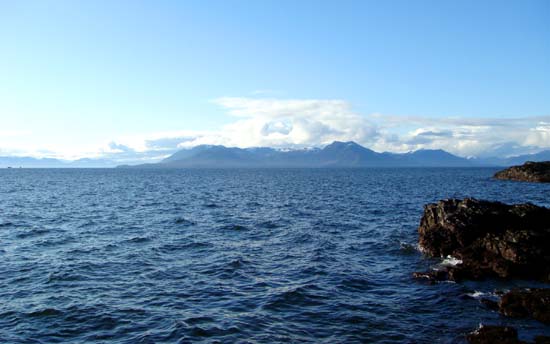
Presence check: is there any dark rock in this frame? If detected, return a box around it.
[494,161,550,183]
[499,288,550,324]
[535,336,550,344]
[417,198,550,281]
[480,298,499,310]
[412,270,448,283]
[466,325,525,344]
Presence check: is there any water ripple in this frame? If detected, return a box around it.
[0,168,549,343]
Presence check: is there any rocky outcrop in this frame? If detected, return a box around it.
[494,161,550,183]
[466,325,525,344]
[499,289,550,324]
[466,325,550,344]
[416,198,550,281]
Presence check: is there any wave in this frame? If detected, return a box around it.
[219,224,248,231]
[174,217,196,226]
[27,308,63,317]
[262,284,325,311]
[125,236,151,244]
[156,241,214,253]
[0,221,14,228]
[15,228,50,239]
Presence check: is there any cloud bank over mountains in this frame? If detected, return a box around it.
[369,113,550,158]
[182,97,380,150]
[1,97,549,162]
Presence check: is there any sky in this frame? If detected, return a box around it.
[0,0,549,162]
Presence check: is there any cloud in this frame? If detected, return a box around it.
[106,142,133,153]
[525,122,550,148]
[261,120,292,136]
[92,131,207,163]
[80,101,550,161]
[86,97,380,162]
[403,129,454,144]
[145,136,196,150]
[2,96,549,162]
[414,129,454,138]
[369,115,550,157]
[174,97,379,148]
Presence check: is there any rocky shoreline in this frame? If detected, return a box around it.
[494,161,550,183]
[466,325,550,344]
[499,289,550,325]
[413,198,550,342]
[416,198,550,282]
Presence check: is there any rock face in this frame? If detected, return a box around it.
[494,161,550,183]
[417,198,550,281]
[466,325,550,344]
[466,325,525,344]
[499,289,550,324]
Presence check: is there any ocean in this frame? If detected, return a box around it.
[1,168,549,343]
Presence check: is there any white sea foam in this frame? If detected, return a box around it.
[466,290,501,299]
[466,291,487,299]
[471,323,484,335]
[440,255,463,267]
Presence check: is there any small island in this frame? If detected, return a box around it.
[494,161,550,183]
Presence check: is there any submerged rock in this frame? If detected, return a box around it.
[416,198,550,281]
[466,325,525,344]
[494,161,550,183]
[499,289,550,324]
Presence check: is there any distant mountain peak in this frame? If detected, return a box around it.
[325,140,360,147]
[323,141,373,152]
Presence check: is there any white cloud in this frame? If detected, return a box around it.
[525,122,550,148]
[173,97,379,149]
[109,98,549,159]
[365,112,550,157]
[2,96,549,161]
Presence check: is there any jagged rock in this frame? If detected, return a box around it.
[466,325,525,344]
[499,289,550,324]
[494,161,550,183]
[416,198,550,281]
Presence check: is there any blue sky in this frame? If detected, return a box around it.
[0,0,549,161]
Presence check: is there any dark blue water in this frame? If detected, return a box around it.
[0,168,549,343]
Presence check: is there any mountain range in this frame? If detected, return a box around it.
[2,141,549,168]
[119,141,550,169]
